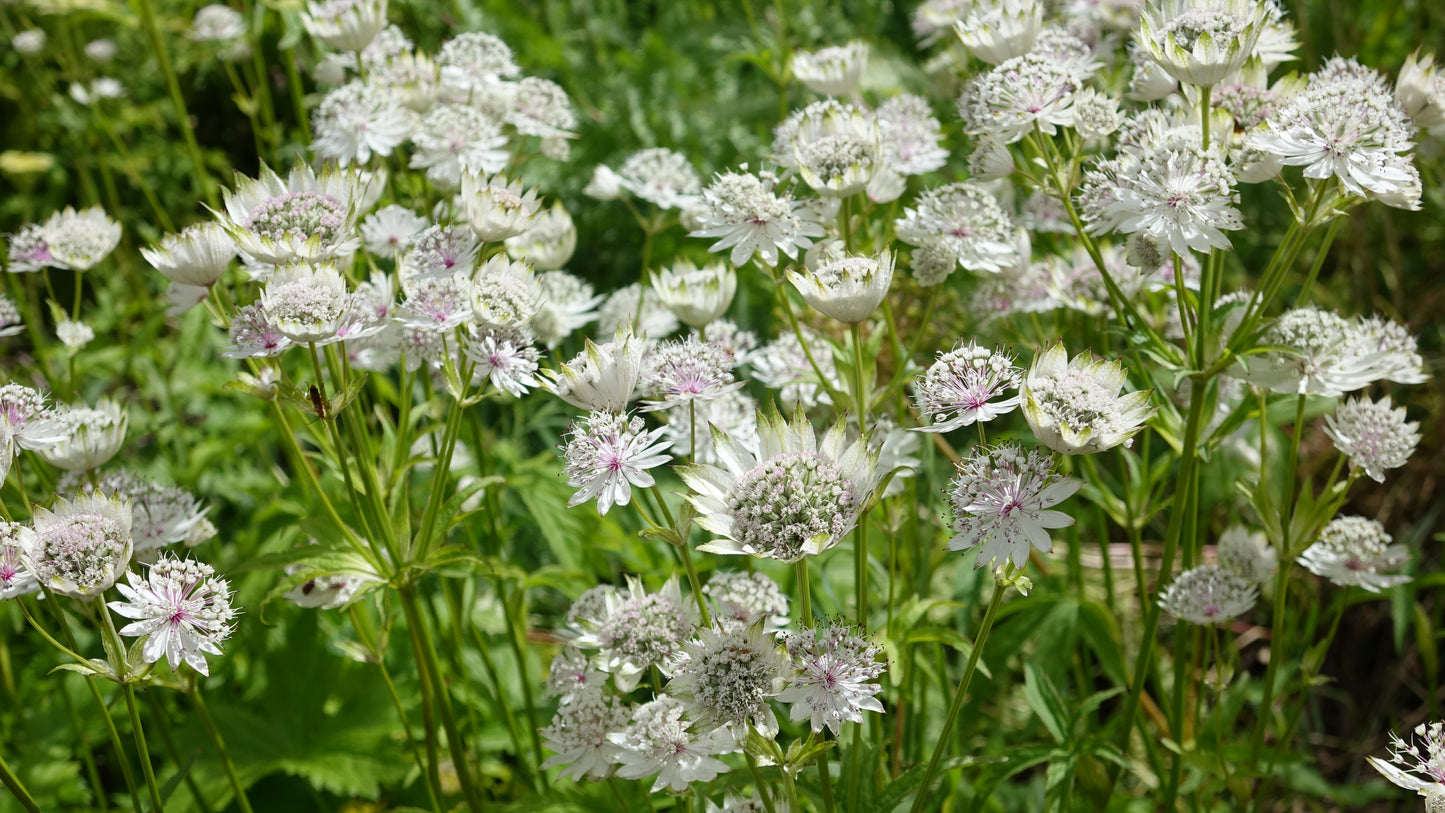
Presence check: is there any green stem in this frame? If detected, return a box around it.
[189,684,256,813]
[1199,84,1212,151]
[778,284,847,406]
[675,535,712,627]
[797,559,812,627]
[134,0,216,207]
[97,609,165,813]
[0,750,40,813]
[744,751,779,813]
[496,578,545,771]
[908,575,1009,813]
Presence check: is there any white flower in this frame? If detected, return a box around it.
[597,283,679,339]
[396,273,472,331]
[1367,721,1445,807]
[214,164,364,266]
[946,442,1079,570]
[1215,526,1276,586]
[678,405,880,563]
[302,0,388,52]
[610,148,703,211]
[642,337,743,411]
[23,492,133,599]
[12,30,46,55]
[669,622,788,738]
[664,388,758,465]
[1298,515,1410,593]
[1135,0,1273,87]
[533,271,602,348]
[221,303,293,359]
[955,0,1043,65]
[1158,565,1258,625]
[460,173,541,242]
[875,94,949,176]
[895,183,1019,275]
[465,326,541,397]
[311,81,415,165]
[85,39,117,63]
[1022,345,1155,455]
[791,41,869,97]
[41,206,122,271]
[260,262,352,343]
[1397,51,1445,131]
[56,319,94,349]
[189,5,245,41]
[911,341,1023,433]
[108,556,236,675]
[408,103,509,189]
[39,399,127,473]
[0,295,21,337]
[777,621,886,735]
[88,471,210,558]
[506,77,576,140]
[0,523,39,600]
[504,203,576,271]
[1324,395,1420,483]
[787,248,894,324]
[652,259,736,329]
[562,411,672,515]
[958,52,1083,144]
[543,328,647,413]
[1082,142,1244,257]
[703,571,788,630]
[610,695,733,793]
[751,328,843,410]
[5,223,55,272]
[437,31,520,92]
[1240,307,1398,397]
[540,688,629,781]
[570,576,696,692]
[142,222,237,288]
[360,205,427,256]
[781,102,883,198]
[690,169,825,268]
[0,384,68,484]
[403,224,479,280]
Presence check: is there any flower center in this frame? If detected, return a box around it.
[727,451,857,561]
[247,192,346,244]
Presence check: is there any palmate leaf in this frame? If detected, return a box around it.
[199,613,410,800]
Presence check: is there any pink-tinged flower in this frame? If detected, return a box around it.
[562,411,672,515]
[108,555,236,676]
[776,620,886,735]
[609,694,734,793]
[911,341,1022,433]
[946,442,1080,570]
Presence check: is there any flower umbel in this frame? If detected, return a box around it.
[562,411,673,515]
[108,555,236,676]
[946,442,1080,570]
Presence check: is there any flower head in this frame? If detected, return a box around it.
[461,173,542,242]
[24,492,133,599]
[108,555,236,675]
[642,337,743,411]
[704,571,789,630]
[408,103,508,189]
[311,81,415,165]
[791,41,869,97]
[777,620,886,735]
[1367,721,1445,806]
[0,523,39,600]
[955,0,1043,65]
[465,326,541,397]
[652,259,737,329]
[1022,345,1155,454]
[787,248,894,324]
[540,688,629,781]
[598,283,679,338]
[1159,565,1258,625]
[504,203,576,271]
[690,169,825,267]
[1135,0,1273,87]
[668,622,788,737]
[946,442,1079,570]
[217,165,364,266]
[543,329,647,413]
[571,576,696,692]
[1324,395,1420,483]
[911,341,1023,433]
[605,148,704,211]
[895,183,1019,276]
[1241,307,1401,397]
[260,262,352,343]
[562,411,672,515]
[142,222,236,288]
[610,695,733,793]
[361,205,427,256]
[302,0,387,51]
[678,405,880,563]
[533,271,602,348]
[39,399,126,473]
[1298,515,1410,592]
[42,206,122,271]
[1215,526,1276,586]
[958,52,1084,144]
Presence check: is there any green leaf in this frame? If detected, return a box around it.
[1024,661,1071,745]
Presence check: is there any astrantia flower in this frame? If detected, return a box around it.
[1159,565,1258,625]
[460,172,541,242]
[642,337,742,411]
[1022,345,1155,454]
[404,224,480,280]
[360,204,427,256]
[23,492,132,599]
[221,302,293,359]
[791,41,869,97]
[0,523,39,600]
[1240,307,1395,396]
[912,341,1023,433]
[108,556,235,675]
[409,103,509,189]
[1397,51,1445,131]
[42,206,122,271]
[571,576,696,692]
[597,283,679,338]
[777,621,886,735]
[543,329,647,413]
[1298,515,1410,592]
[437,31,520,92]
[40,399,126,473]
[1367,721,1445,808]
[312,81,415,165]
[704,571,789,630]
[678,405,880,563]
[784,103,883,198]
[504,203,576,271]
[545,649,607,702]
[533,270,602,348]
[690,169,825,268]
[1081,142,1244,256]
[955,0,1043,65]
[611,148,704,211]
[540,688,629,781]
[506,76,576,139]
[142,222,236,288]
[895,183,1019,275]
[875,94,949,176]
[669,622,788,737]
[465,326,541,397]
[1324,395,1420,483]
[87,472,210,559]
[0,384,68,483]
[652,259,736,329]
[0,296,20,337]
[787,248,894,324]
[1353,314,1427,385]
[1135,0,1272,87]
[302,0,387,52]
[562,411,672,515]
[703,320,759,368]
[1216,526,1276,586]
[259,262,352,343]
[5,223,54,272]
[610,695,733,793]
[189,5,245,41]
[946,443,1078,570]
[214,164,368,266]
[958,53,1082,144]
[1248,57,1420,209]
[395,273,472,331]
[56,319,94,349]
